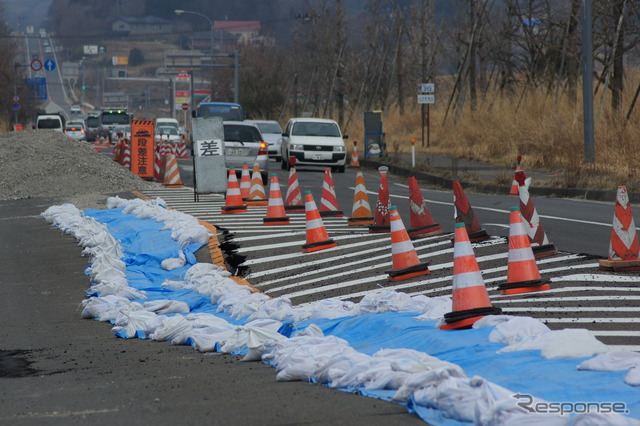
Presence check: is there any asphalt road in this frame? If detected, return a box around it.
[0,196,424,425]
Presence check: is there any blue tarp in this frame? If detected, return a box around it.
[84,207,640,424]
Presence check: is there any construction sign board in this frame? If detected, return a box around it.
[130,119,155,179]
[192,117,227,195]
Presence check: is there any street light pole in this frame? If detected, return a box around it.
[174,9,214,54]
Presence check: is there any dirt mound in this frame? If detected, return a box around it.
[0,130,160,207]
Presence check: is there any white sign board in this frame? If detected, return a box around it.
[83,45,99,55]
[417,94,435,104]
[417,83,435,93]
[195,139,223,156]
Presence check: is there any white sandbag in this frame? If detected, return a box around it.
[489,317,551,346]
[625,366,640,387]
[540,329,609,359]
[221,320,286,360]
[577,351,640,372]
[216,287,253,314]
[314,352,372,385]
[247,297,294,322]
[112,310,163,338]
[473,315,517,328]
[161,250,186,271]
[189,325,237,352]
[226,292,270,319]
[80,295,131,320]
[569,412,640,426]
[392,368,465,403]
[112,302,145,326]
[358,290,411,314]
[149,315,192,342]
[143,299,190,314]
[413,296,453,321]
[106,195,128,209]
[161,279,190,290]
[309,299,359,320]
[89,282,147,300]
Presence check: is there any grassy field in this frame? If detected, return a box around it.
[346,84,640,191]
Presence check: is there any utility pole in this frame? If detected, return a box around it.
[582,0,595,163]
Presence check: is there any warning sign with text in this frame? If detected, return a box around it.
[131,119,155,178]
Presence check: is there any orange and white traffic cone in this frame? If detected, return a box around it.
[112,140,122,162]
[510,155,525,196]
[319,168,343,217]
[386,206,430,282]
[407,176,442,238]
[221,168,248,214]
[264,174,290,225]
[246,163,268,206]
[497,206,551,295]
[349,141,360,168]
[518,179,557,258]
[163,153,184,188]
[348,171,374,226]
[369,168,391,233]
[599,186,640,272]
[240,163,251,200]
[284,165,304,213]
[453,181,489,242]
[440,222,502,330]
[302,191,337,253]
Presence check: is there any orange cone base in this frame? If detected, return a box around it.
[386,262,431,282]
[408,224,444,239]
[263,217,291,225]
[285,205,305,213]
[246,199,269,206]
[221,205,248,214]
[532,244,557,259]
[498,278,550,294]
[164,183,185,188]
[302,239,337,253]
[500,283,551,295]
[348,216,375,226]
[468,229,490,242]
[440,306,503,330]
[440,315,486,330]
[598,259,640,272]
[369,225,391,233]
[319,210,344,218]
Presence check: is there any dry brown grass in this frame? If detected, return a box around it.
[346,82,640,191]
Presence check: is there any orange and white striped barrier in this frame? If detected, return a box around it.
[221,168,248,214]
[599,186,640,272]
[518,180,556,258]
[120,140,131,170]
[440,223,502,330]
[407,176,442,238]
[386,206,430,281]
[453,180,489,242]
[497,206,551,295]
[246,163,268,206]
[163,153,184,188]
[154,149,164,183]
[347,171,374,226]
[319,168,343,217]
[284,165,304,213]
[264,174,290,225]
[239,163,251,200]
[302,191,337,253]
[369,169,391,233]
[176,140,188,159]
[349,141,360,168]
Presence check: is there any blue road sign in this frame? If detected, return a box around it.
[12,103,20,111]
[44,59,56,72]
[25,77,48,100]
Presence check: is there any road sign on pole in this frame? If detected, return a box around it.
[181,103,189,111]
[44,59,56,72]
[30,59,43,72]
[417,94,435,104]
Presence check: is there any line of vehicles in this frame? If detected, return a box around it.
[194,102,349,176]
[34,101,351,175]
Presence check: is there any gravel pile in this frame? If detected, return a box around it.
[0,130,161,208]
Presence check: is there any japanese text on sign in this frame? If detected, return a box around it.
[131,119,155,178]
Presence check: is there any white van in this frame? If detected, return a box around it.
[36,114,64,132]
[155,117,181,143]
[279,118,348,173]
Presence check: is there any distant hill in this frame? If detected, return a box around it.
[3,0,52,31]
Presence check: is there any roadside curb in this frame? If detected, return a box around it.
[360,159,640,204]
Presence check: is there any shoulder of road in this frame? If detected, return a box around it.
[363,152,637,204]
